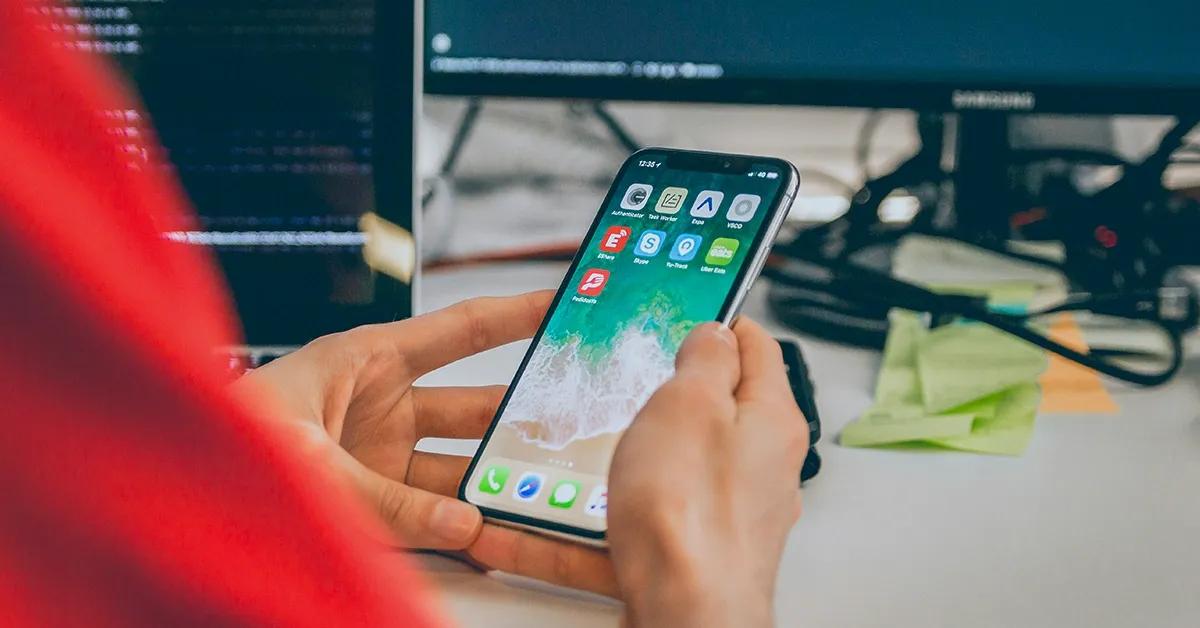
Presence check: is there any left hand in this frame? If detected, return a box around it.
[235,291,619,595]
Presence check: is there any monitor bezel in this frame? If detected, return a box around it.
[426,68,1200,115]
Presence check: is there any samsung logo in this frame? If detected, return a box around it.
[952,89,1036,111]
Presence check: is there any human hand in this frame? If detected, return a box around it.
[234,292,557,550]
[606,319,808,628]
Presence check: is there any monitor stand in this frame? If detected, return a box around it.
[952,112,1015,244]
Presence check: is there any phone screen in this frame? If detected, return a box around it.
[464,151,793,537]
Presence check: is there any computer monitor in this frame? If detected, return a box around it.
[425,1,1198,241]
[424,1,1199,114]
[60,0,419,348]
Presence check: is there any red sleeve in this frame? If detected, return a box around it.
[0,3,442,626]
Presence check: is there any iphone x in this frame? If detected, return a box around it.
[459,148,799,545]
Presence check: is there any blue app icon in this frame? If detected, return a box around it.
[669,234,703,262]
[512,472,545,502]
[635,230,667,257]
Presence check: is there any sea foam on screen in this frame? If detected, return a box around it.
[503,325,674,449]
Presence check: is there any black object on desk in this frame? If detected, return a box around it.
[780,339,822,483]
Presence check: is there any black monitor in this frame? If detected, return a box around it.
[424,1,1200,114]
[61,0,419,348]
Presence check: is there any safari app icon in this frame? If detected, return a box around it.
[512,472,545,502]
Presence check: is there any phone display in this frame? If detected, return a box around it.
[462,149,796,540]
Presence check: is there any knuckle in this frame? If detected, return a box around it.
[785,414,811,458]
[457,297,494,354]
[376,483,415,529]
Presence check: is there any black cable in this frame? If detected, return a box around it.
[422,97,484,207]
[591,102,642,153]
[797,168,858,199]
[764,256,1184,387]
[1009,148,1132,168]
[856,110,884,181]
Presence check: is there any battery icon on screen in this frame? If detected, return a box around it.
[766,172,779,179]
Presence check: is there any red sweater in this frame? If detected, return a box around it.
[0,3,439,626]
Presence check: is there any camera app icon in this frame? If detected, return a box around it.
[620,184,653,210]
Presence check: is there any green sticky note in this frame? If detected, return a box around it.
[928,383,1040,456]
[842,412,976,447]
[927,281,1039,310]
[916,323,1047,414]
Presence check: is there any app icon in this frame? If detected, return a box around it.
[635,230,667,257]
[548,480,581,509]
[620,184,653,210]
[655,186,689,214]
[600,225,631,253]
[705,237,741,266]
[669,234,703,262]
[477,465,510,495]
[584,485,608,518]
[512,472,545,502]
[577,269,610,297]
[690,190,724,218]
[726,193,762,222]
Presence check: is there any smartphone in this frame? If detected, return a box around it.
[459,148,799,545]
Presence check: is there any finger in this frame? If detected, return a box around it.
[673,322,741,394]
[372,291,553,376]
[411,385,506,439]
[731,318,792,405]
[466,525,620,598]
[367,470,483,550]
[405,451,471,497]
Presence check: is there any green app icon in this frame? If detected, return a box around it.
[705,237,740,266]
[548,480,581,509]
[477,465,510,495]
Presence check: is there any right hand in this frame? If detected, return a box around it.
[464,318,807,626]
[607,319,808,628]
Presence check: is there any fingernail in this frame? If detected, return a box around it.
[432,500,480,542]
[707,323,736,348]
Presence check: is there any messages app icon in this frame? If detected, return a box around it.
[635,230,667,257]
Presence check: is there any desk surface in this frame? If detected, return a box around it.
[415,263,1200,628]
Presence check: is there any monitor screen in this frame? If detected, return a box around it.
[425,1,1200,113]
[56,0,417,346]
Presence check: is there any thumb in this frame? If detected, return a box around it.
[674,322,741,393]
[373,479,483,550]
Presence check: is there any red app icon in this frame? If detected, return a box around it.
[577,269,610,297]
[599,226,632,253]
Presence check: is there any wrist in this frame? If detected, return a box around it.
[617,536,773,628]
[624,576,773,628]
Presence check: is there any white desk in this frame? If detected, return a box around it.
[415,263,1200,628]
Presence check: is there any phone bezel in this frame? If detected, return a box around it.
[458,147,799,542]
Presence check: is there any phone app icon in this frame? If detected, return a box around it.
[726,193,762,223]
[669,234,703,262]
[635,230,667,257]
[690,190,725,218]
[705,237,741,266]
[477,465,510,495]
[577,269,610,297]
[621,184,653,210]
[512,472,545,502]
[584,485,608,518]
[655,186,689,214]
[548,480,581,509]
[600,226,631,253]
